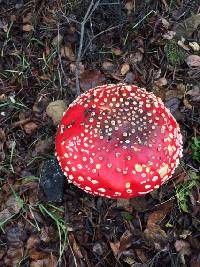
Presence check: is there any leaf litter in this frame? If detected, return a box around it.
[0,1,200,266]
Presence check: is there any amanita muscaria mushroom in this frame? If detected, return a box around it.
[55,84,183,199]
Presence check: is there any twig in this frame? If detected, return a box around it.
[81,24,123,59]
[75,0,101,96]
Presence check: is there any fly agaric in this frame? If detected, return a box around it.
[55,84,183,199]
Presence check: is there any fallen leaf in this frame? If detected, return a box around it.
[52,34,63,47]
[186,55,200,67]
[135,248,148,263]
[154,77,167,88]
[23,13,32,24]
[109,241,120,257]
[30,255,57,267]
[34,137,54,155]
[186,86,200,101]
[124,72,135,84]
[112,47,122,56]
[26,236,40,250]
[23,24,34,32]
[189,42,200,52]
[129,52,143,64]
[165,97,180,113]
[60,45,75,61]
[121,63,130,76]
[173,14,200,39]
[4,247,24,266]
[177,40,190,51]
[163,30,176,40]
[125,1,133,15]
[118,230,133,256]
[183,98,192,109]
[80,70,105,91]
[46,100,67,125]
[23,122,38,134]
[160,18,170,29]
[174,240,191,256]
[102,61,115,71]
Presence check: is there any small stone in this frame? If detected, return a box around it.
[40,159,65,202]
[46,100,67,125]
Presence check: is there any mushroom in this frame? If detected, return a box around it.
[55,84,183,199]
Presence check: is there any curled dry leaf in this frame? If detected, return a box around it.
[121,63,130,76]
[80,70,105,91]
[186,55,200,67]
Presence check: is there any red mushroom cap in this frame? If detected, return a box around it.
[55,84,183,199]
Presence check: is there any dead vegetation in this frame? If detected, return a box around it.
[0,0,200,266]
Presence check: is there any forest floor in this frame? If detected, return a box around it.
[0,1,200,266]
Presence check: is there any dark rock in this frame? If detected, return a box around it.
[40,158,65,202]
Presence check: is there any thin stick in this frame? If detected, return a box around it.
[75,0,101,96]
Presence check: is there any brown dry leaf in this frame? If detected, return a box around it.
[23,13,32,24]
[144,203,172,245]
[80,70,105,91]
[4,247,24,266]
[121,63,130,76]
[30,255,57,267]
[46,100,67,125]
[147,210,166,228]
[23,24,34,32]
[183,98,192,109]
[23,122,38,134]
[102,61,115,71]
[68,234,83,259]
[154,77,167,88]
[60,46,75,61]
[118,230,133,256]
[173,14,200,38]
[125,1,134,15]
[52,34,63,47]
[26,236,40,250]
[34,137,54,155]
[112,47,122,56]
[29,248,50,260]
[135,248,148,263]
[129,52,143,64]
[186,55,200,67]
[174,240,191,256]
[109,241,120,257]
[186,86,200,101]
